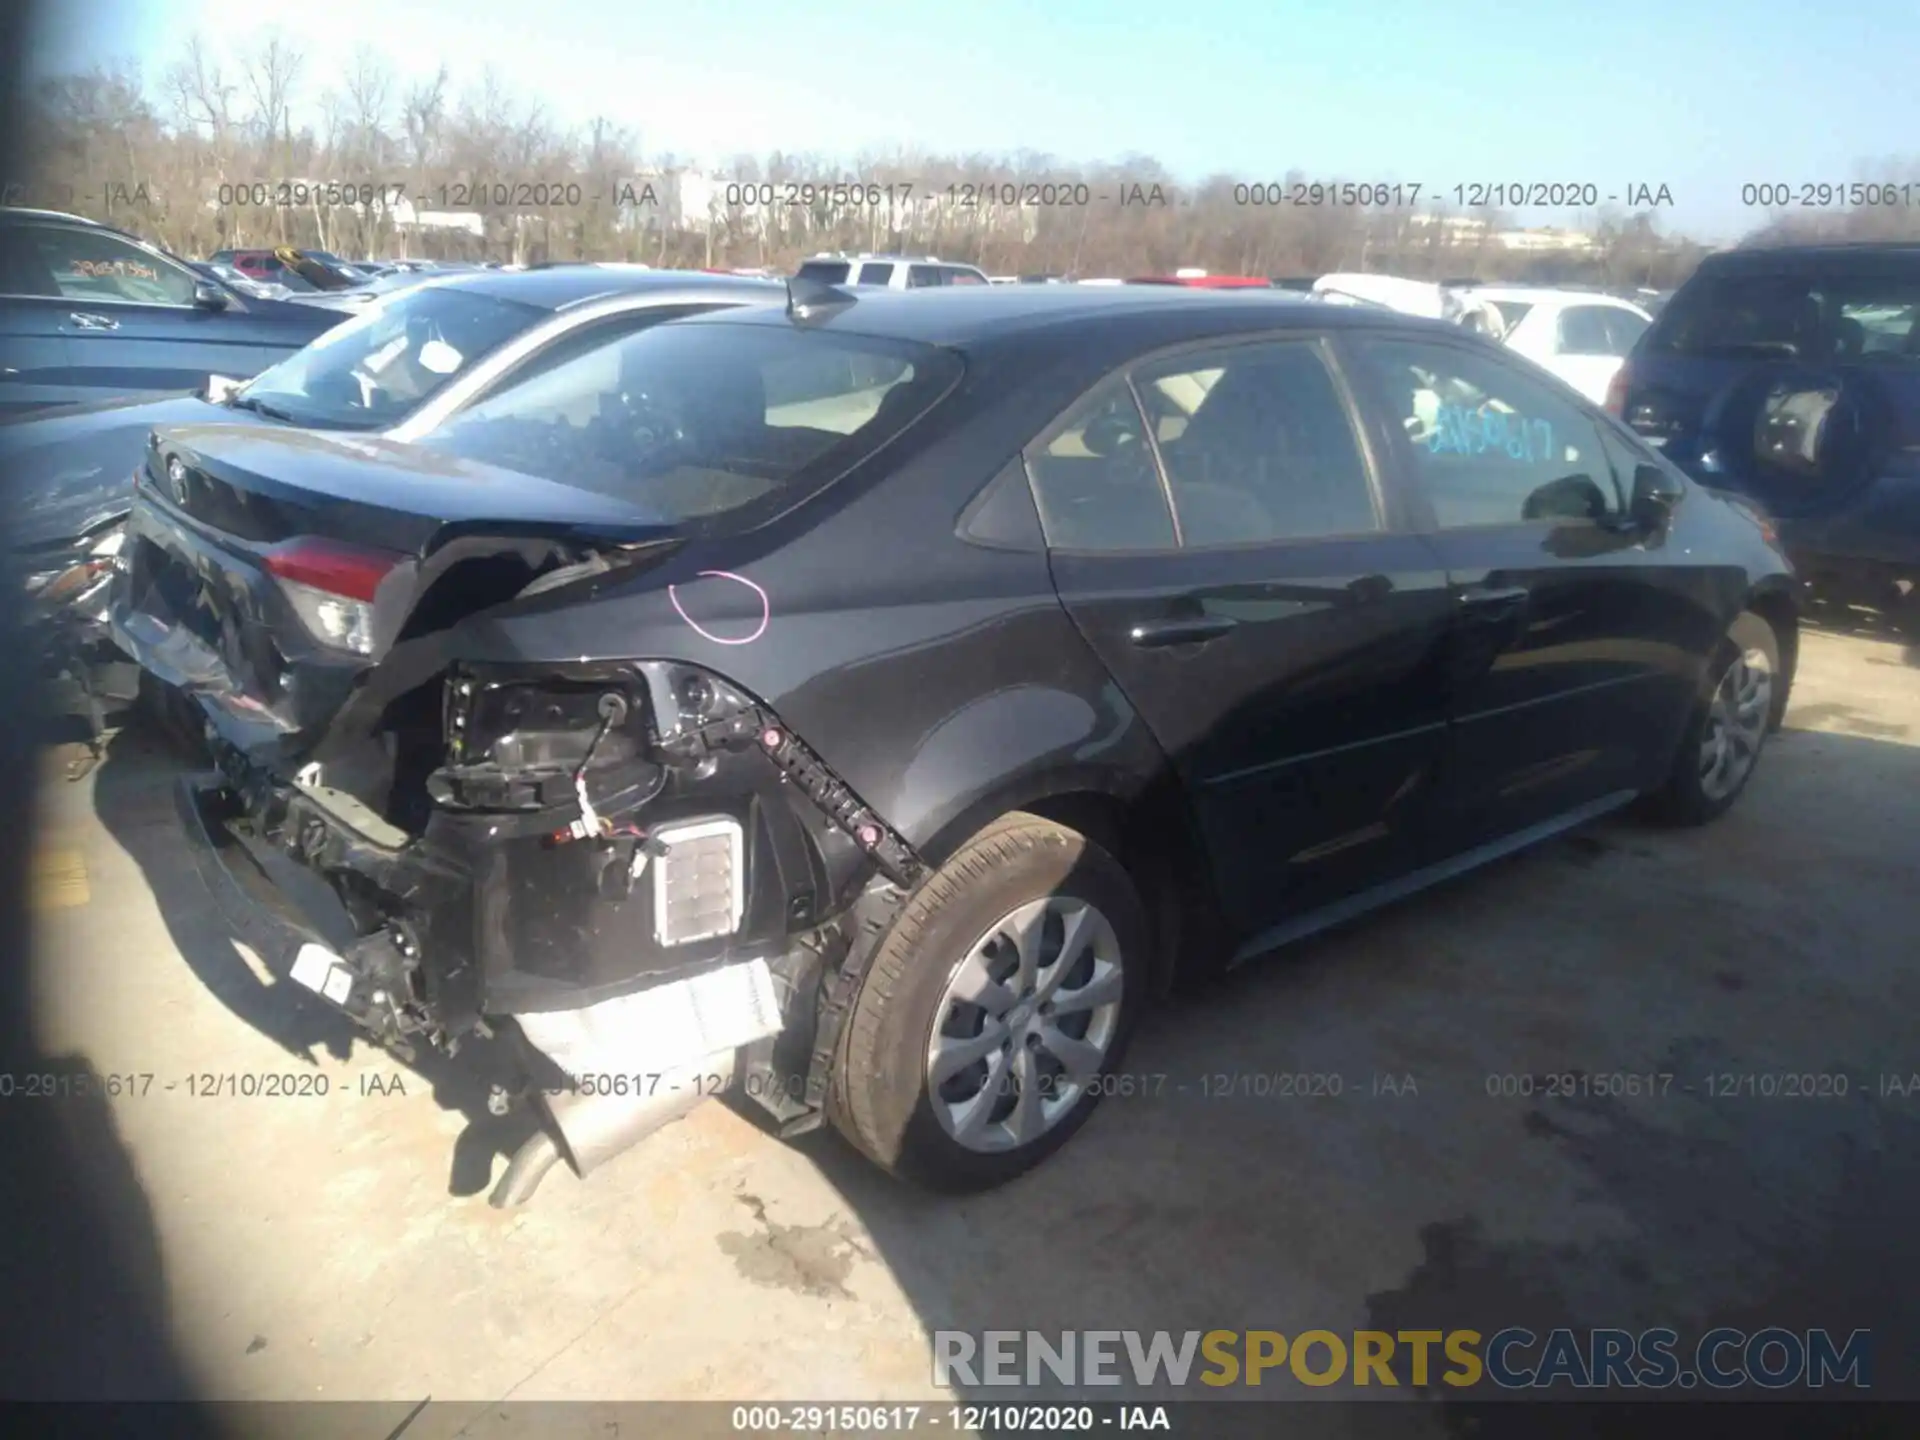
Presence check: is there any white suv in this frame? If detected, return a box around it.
[795,254,990,289]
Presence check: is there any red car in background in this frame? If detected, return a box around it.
[1126,273,1274,288]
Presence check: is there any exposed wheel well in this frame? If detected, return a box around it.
[1018,787,1223,999]
[1745,587,1799,728]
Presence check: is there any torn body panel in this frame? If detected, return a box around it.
[171,645,926,1195]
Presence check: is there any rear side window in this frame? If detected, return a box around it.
[415,321,964,530]
[1652,269,1920,364]
[1133,341,1380,545]
[795,260,850,284]
[855,262,896,286]
[1025,379,1176,551]
[1604,307,1650,355]
[1558,305,1625,356]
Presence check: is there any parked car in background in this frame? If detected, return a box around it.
[187,259,294,301]
[1609,242,1920,626]
[208,246,366,293]
[796,253,991,288]
[0,208,347,414]
[282,266,445,314]
[1449,285,1654,405]
[116,284,1794,1201]
[1308,275,1651,405]
[1127,273,1274,289]
[8,267,786,753]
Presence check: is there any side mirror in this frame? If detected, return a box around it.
[192,281,231,311]
[1629,462,1684,529]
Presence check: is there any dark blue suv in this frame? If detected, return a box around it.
[1609,243,1920,628]
[0,208,346,415]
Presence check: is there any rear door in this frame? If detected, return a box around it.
[1031,336,1456,940]
[1341,330,1702,859]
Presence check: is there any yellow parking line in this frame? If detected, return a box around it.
[31,848,90,910]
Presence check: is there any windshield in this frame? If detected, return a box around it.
[236,284,546,429]
[413,319,964,530]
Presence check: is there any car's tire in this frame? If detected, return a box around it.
[828,812,1149,1192]
[1643,610,1782,826]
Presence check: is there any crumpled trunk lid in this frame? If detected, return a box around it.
[111,423,679,767]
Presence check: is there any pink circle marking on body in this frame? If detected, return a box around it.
[667,569,771,645]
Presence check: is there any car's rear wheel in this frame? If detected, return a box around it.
[1644,610,1781,826]
[828,813,1147,1192]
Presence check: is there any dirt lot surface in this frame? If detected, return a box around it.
[18,626,1920,1436]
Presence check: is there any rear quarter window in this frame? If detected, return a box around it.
[795,260,851,284]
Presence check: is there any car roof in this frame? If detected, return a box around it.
[673,282,1447,350]
[0,206,143,243]
[1696,242,1920,274]
[400,266,789,312]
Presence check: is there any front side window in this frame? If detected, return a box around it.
[1132,341,1380,545]
[1354,336,1623,527]
[238,285,546,428]
[907,265,943,288]
[415,319,963,531]
[943,267,987,286]
[31,226,198,306]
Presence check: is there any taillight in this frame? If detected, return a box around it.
[264,537,404,654]
[1605,365,1631,418]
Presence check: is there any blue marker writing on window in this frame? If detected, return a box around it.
[1427,404,1553,463]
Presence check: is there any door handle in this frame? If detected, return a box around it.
[1128,615,1239,648]
[1458,585,1529,617]
[68,312,119,331]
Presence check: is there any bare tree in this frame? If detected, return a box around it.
[239,34,305,243]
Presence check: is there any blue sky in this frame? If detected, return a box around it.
[29,0,1920,242]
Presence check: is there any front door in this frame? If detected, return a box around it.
[1341,330,1702,858]
[1029,337,1456,938]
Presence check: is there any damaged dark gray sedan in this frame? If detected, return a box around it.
[112,282,1799,1198]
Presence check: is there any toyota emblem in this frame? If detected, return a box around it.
[166,455,189,505]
